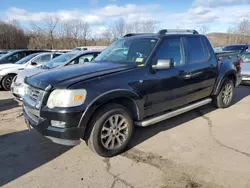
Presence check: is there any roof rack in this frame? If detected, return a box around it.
[158,29,199,35]
[124,33,153,37]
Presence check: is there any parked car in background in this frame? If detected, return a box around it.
[0,52,61,91]
[0,50,8,57]
[241,52,250,85]
[0,49,49,65]
[213,46,224,52]
[223,44,249,53]
[242,52,250,63]
[72,46,106,51]
[11,50,102,100]
[23,29,242,157]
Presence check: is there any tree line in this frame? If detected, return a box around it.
[0,16,158,50]
[0,17,249,50]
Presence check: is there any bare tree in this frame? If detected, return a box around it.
[113,18,126,38]
[0,19,28,49]
[227,26,235,44]
[236,19,250,43]
[199,25,210,34]
[140,20,158,33]
[31,15,60,49]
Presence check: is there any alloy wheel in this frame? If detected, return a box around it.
[100,114,129,150]
[222,83,233,105]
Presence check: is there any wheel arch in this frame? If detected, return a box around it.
[1,73,17,89]
[212,71,237,96]
[78,89,144,136]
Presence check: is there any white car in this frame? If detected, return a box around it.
[11,50,102,100]
[0,52,61,91]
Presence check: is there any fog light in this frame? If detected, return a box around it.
[50,120,66,128]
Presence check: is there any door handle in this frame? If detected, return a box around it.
[183,74,192,79]
[179,71,192,79]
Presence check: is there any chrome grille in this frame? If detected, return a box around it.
[26,85,44,104]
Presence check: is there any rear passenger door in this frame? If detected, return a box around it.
[180,36,217,102]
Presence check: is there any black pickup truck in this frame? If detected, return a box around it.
[23,29,242,157]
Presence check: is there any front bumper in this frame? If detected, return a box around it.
[23,96,85,146]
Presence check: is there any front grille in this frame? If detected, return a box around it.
[26,85,45,105]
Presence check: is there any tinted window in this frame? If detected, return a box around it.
[223,45,246,52]
[8,52,26,62]
[152,38,184,66]
[185,37,209,63]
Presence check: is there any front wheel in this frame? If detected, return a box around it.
[2,75,15,91]
[213,78,235,108]
[86,104,134,157]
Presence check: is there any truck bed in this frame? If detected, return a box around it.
[215,51,242,85]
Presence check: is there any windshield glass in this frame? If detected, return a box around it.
[43,53,78,69]
[95,38,158,65]
[15,53,38,64]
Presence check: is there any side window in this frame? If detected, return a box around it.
[185,37,209,63]
[78,54,95,64]
[8,52,26,62]
[35,54,52,64]
[53,53,62,58]
[152,38,184,66]
[68,59,77,65]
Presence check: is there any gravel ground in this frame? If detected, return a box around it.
[1,86,250,188]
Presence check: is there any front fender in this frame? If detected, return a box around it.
[78,89,144,132]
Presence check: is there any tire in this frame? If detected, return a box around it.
[2,75,15,91]
[86,103,134,157]
[213,78,235,108]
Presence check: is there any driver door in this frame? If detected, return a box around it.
[144,37,188,117]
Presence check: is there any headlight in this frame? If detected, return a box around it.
[47,89,87,108]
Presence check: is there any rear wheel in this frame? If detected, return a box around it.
[2,75,15,91]
[213,78,234,108]
[86,103,134,157]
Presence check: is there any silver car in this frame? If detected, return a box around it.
[11,50,102,100]
[241,53,250,84]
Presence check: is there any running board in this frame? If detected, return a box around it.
[135,98,212,127]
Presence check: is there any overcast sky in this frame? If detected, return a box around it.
[0,0,250,33]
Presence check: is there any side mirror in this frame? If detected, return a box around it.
[31,62,38,66]
[153,59,174,70]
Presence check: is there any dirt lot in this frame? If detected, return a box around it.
[1,86,250,188]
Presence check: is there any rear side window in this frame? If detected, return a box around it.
[185,37,209,63]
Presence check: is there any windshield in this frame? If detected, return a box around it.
[43,53,78,69]
[15,53,38,64]
[95,38,158,65]
[223,45,246,52]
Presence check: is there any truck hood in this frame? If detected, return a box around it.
[0,63,22,71]
[242,63,250,75]
[26,62,137,90]
[16,67,45,84]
